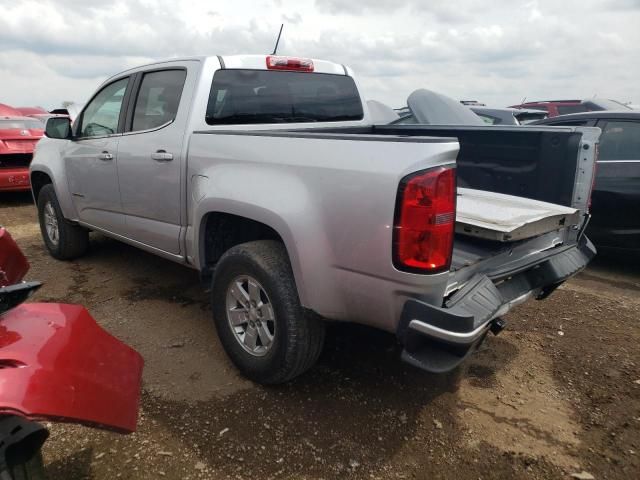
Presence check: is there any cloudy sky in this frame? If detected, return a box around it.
[1,0,639,110]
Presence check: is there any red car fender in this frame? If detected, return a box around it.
[0,303,143,433]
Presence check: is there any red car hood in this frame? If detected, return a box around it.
[0,303,144,433]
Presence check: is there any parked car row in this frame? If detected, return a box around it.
[391,89,639,255]
[533,111,640,254]
[0,103,76,193]
[0,116,44,191]
[509,98,631,117]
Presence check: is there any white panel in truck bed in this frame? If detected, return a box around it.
[456,188,581,242]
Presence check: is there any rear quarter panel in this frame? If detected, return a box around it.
[186,132,459,331]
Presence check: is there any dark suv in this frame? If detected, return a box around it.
[511,99,630,117]
[533,111,640,253]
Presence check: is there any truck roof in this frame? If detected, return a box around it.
[106,55,350,83]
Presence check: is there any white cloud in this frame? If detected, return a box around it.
[0,0,638,109]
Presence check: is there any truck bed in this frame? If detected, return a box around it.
[281,123,595,210]
[192,123,597,291]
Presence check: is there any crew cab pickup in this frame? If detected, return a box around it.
[30,55,599,384]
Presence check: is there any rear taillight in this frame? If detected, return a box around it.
[393,167,456,273]
[266,56,314,72]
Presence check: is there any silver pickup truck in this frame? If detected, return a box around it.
[31,55,598,384]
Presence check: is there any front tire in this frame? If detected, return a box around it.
[211,241,325,384]
[37,184,88,260]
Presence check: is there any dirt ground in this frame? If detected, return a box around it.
[1,191,639,480]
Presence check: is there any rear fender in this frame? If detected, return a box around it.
[0,303,143,433]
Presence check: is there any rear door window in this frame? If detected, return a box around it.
[205,70,364,124]
[597,121,640,161]
[131,70,187,132]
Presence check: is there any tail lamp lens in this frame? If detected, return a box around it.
[393,167,456,273]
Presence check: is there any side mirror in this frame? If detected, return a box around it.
[45,117,72,140]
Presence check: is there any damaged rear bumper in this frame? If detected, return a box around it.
[398,236,596,373]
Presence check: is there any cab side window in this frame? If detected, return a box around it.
[79,78,129,137]
[131,70,187,132]
[598,121,640,161]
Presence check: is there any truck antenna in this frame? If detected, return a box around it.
[272,24,284,55]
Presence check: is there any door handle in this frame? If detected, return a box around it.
[97,151,113,161]
[151,150,173,162]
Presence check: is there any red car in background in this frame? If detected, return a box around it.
[15,107,50,124]
[0,117,44,192]
[0,104,23,117]
[510,98,631,117]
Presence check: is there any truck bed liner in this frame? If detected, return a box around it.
[456,188,580,242]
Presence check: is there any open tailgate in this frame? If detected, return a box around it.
[456,188,581,242]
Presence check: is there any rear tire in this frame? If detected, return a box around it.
[5,450,46,480]
[37,184,88,260]
[211,240,325,384]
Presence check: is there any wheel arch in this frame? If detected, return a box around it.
[29,166,78,221]
[29,170,53,203]
[196,208,309,306]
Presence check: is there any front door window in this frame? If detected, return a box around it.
[79,78,129,137]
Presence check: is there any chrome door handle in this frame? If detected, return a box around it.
[97,151,113,161]
[151,150,173,162]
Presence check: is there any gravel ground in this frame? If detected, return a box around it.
[2,191,639,480]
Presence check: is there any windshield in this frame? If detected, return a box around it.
[205,70,364,124]
[0,119,43,130]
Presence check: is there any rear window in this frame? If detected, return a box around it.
[557,105,589,115]
[205,69,364,125]
[475,113,500,125]
[519,105,548,112]
[514,112,548,124]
